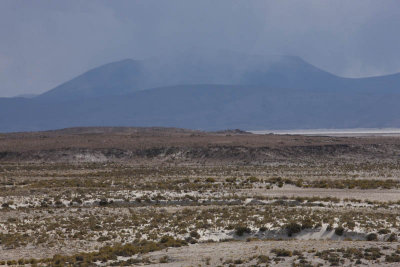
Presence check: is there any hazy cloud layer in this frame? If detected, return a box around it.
[1,0,400,97]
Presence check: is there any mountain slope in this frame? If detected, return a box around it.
[34,51,400,103]
[35,52,348,102]
[1,84,400,132]
[1,52,400,132]
[38,59,145,101]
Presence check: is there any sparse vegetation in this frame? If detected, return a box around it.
[1,128,400,265]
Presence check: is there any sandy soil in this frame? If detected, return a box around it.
[146,240,400,266]
[249,186,400,202]
[1,127,400,266]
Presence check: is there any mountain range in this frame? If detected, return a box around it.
[1,51,400,132]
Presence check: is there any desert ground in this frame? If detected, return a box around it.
[1,127,400,266]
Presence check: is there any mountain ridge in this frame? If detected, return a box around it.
[35,53,345,101]
[1,52,400,132]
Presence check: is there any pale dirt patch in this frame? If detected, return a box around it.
[247,186,400,202]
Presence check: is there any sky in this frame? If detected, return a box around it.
[1,0,400,97]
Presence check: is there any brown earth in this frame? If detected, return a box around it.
[1,127,400,266]
[1,127,400,164]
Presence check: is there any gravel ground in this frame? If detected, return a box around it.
[146,240,400,266]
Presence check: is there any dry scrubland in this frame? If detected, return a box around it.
[1,127,400,266]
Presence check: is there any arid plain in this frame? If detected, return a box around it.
[1,127,400,266]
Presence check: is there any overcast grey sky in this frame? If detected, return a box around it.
[1,0,400,97]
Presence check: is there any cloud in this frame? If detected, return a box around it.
[1,0,400,97]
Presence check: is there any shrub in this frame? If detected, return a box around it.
[271,248,292,257]
[190,231,200,239]
[335,226,344,236]
[247,176,259,183]
[185,236,198,244]
[235,226,251,236]
[301,218,314,229]
[257,255,269,263]
[387,233,397,242]
[345,220,356,230]
[364,247,382,260]
[159,235,187,247]
[366,233,378,241]
[7,260,17,266]
[386,254,400,262]
[97,236,110,242]
[286,222,301,237]
[234,259,244,264]
[159,255,168,263]
[378,229,390,235]
[225,177,236,183]
[99,198,108,206]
